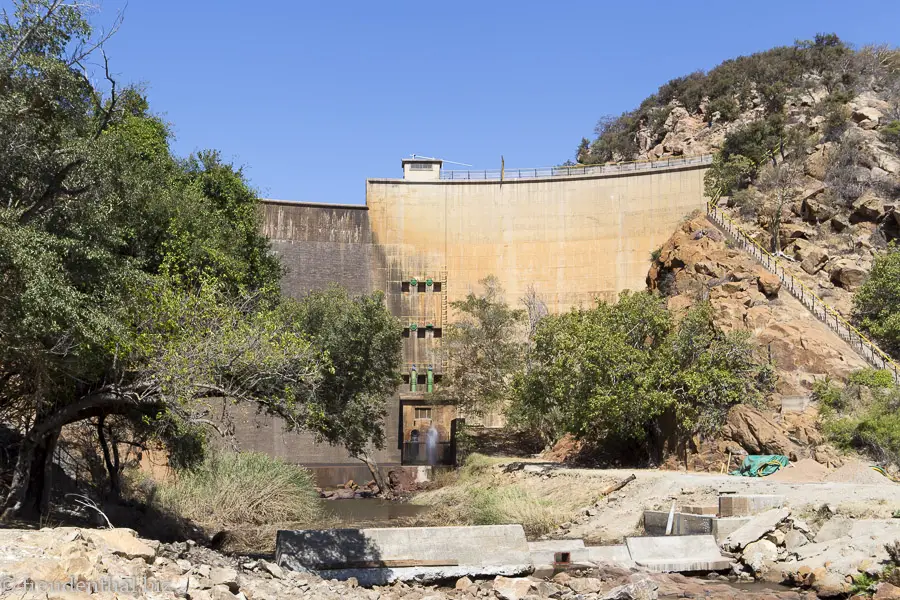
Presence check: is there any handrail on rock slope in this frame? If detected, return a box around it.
[705,200,900,385]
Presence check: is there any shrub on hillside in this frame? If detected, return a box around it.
[815,369,900,465]
[826,135,870,204]
[720,115,785,165]
[151,451,322,528]
[577,34,856,164]
[854,244,900,357]
[882,120,900,153]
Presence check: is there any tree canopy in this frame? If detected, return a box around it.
[510,292,775,461]
[0,0,400,518]
[439,277,526,418]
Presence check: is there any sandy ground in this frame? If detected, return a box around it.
[534,466,900,544]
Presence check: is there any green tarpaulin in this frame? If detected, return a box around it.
[730,454,790,477]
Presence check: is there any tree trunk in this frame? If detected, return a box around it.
[1,427,60,521]
[1,438,36,520]
[357,452,390,498]
[38,429,60,519]
[97,415,120,497]
[1,388,159,520]
[771,208,783,254]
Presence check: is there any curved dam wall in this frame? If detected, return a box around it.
[366,162,710,312]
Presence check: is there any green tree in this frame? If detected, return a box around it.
[757,161,802,254]
[439,276,525,418]
[854,244,900,357]
[704,154,755,198]
[511,293,774,463]
[0,1,396,517]
[290,286,402,491]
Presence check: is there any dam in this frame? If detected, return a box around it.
[230,155,712,483]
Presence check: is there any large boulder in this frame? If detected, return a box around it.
[852,105,883,126]
[804,146,832,179]
[829,259,869,290]
[742,539,779,576]
[757,272,782,298]
[493,576,534,600]
[850,190,886,223]
[721,405,801,459]
[800,247,829,275]
[85,528,157,561]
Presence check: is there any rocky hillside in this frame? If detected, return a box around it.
[648,216,864,469]
[649,216,868,395]
[581,36,900,354]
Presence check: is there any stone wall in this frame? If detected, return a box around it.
[233,201,401,476]
[260,200,374,296]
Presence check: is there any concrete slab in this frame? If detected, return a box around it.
[718,494,785,517]
[644,511,715,536]
[625,535,731,573]
[276,525,532,585]
[585,545,636,568]
[528,540,590,568]
[723,508,791,551]
[815,518,900,544]
[646,511,751,542]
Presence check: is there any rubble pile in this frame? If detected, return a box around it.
[0,527,814,600]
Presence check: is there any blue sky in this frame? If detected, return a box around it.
[71,1,900,204]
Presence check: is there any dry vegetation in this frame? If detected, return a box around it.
[409,454,611,537]
[126,450,327,552]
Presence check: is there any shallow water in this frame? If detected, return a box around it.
[317,498,428,528]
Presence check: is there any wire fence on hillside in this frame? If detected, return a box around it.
[706,202,900,384]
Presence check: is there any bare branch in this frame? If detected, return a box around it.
[65,493,112,528]
[65,4,126,68]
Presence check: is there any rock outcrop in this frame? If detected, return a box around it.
[649,216,869,396]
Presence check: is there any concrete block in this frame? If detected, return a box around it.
[625,535,732,573]
[528,540,590,567]
[712,517,752,543]
[680,504,719,515]
[718,494,785,517]
[643,511,714,536]
[276,525,532,585]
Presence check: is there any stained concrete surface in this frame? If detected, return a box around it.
[625,535,732,573]
[276,525,532,585]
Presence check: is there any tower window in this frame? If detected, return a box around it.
[414,407,433,419]
[409,163,433,171]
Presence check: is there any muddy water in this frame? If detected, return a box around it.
[317,498,428,528]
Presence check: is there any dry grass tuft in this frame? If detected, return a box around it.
[151,450,323,530]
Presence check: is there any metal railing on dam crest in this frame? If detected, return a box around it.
[440,154,713,181]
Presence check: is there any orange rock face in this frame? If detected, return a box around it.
[648,216,868,396]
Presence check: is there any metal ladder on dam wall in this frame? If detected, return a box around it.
[705,200,900,384]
